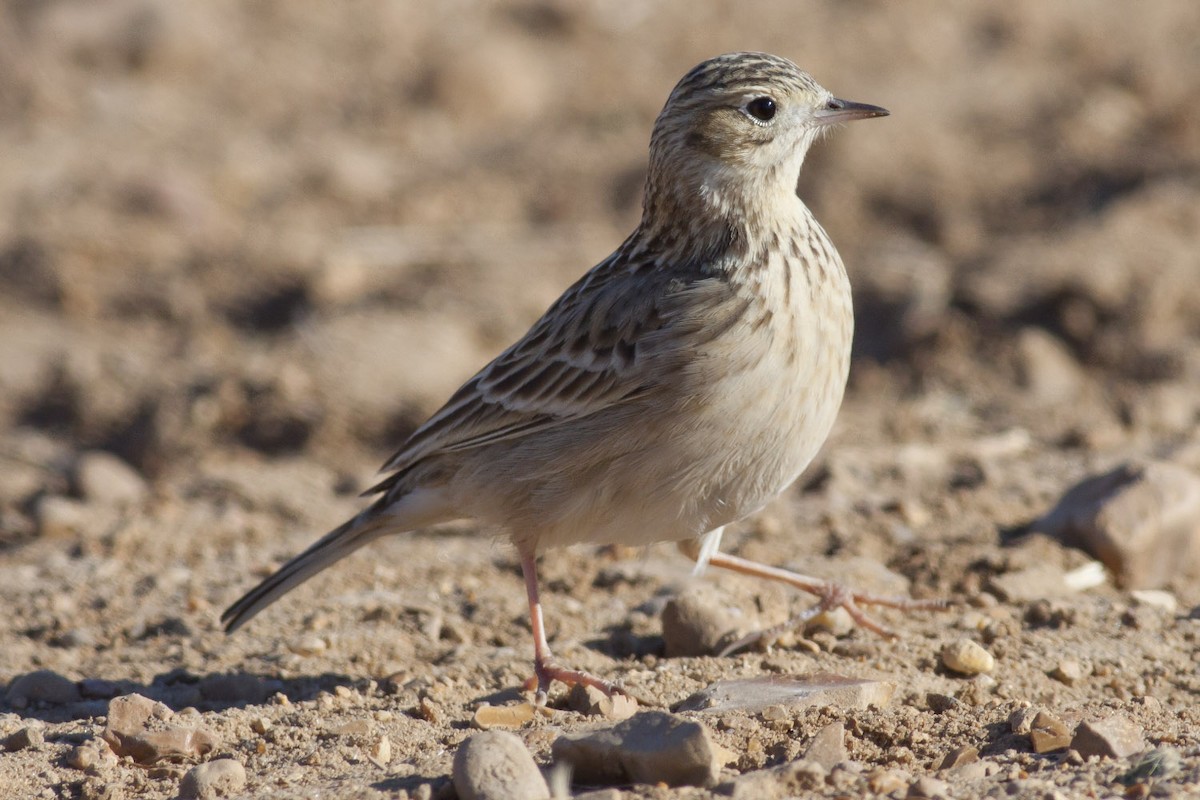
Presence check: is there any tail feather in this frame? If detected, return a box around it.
[221,509,390,633]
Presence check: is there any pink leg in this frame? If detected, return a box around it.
[520,551,625,704]
[704,551,950,654]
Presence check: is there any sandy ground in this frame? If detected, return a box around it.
[1,2,1199,798]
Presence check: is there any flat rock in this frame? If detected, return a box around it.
[1033,460,1200,588]
[452,730,549,800]
[552,710,724,788]
[102,693,217,764]
[1071,715,1147,759]
[179,758,246,799]
[677,674,895,714]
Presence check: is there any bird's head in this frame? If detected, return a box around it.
[645,52,886,222]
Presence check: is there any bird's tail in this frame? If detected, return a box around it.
[221,506,392,634]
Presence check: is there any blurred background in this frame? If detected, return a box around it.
[1,1,1197,506]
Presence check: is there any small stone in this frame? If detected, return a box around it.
[68,744,100,771]
[1029,711,1072,754]
[936,745,978,770]
[1130,589,1178,613]
[661,584,755,657]
[452,730,550,800]
[908,775,951,798]
[472,703,537,730]
[179,758,246,799]
[1014,327,1084,403]
[802,722,847,769]
[250,717,271,735]
[567,683,637,720]
[1033,460,1200,589]
[1071,715,1146,759]
[2,726,43,751]
[288,635,328,656]
[552,710,725,788]
[416,696,444,724]
[1008,706,1039,735]
[867,769,909,794]
[677,674,894,714]
[6,669,81,707]
[1049,658,1087,686]
[940,639,995,676]
[926,693,959,713]
[368,735,391,767]
[75,451,148,506]
[35,495,90,538]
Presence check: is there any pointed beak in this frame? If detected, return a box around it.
[814,97,889,125]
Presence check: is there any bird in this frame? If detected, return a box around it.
[222,51,942,703]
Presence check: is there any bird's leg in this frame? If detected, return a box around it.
[702,550,950,654]
[519,551,625,705]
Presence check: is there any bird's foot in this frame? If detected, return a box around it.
[522,658,627,706]
[718,579,952,657]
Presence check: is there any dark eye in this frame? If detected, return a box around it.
[746,96,777,122]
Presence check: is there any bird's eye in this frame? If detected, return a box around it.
[745,96,777,122]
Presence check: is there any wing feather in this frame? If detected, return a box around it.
[370,253,742,489]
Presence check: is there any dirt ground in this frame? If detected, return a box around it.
[2,2,1200,798]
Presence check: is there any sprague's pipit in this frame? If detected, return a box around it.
[223,52,944,702]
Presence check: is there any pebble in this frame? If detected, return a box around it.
[552,710,725,788]
[660,584,755,657]
[940,639,995,676]
[35,495,90,538]
[74,451,148,505]
[452,730,550,800]
[288,634,328,656]
[472,703,537,730]
[68,743,102,771]
[1029,711,1072,754]
[1014,327,1084,403]
[936,745,978,770]
[567,683,637,720]
[1008,706,1039,735]
[677,674,895,714]
[1071,715,1146,759]
[2,726,44,751]
[802,722,847,769]
[368,735,391,767]
[1033,459,1200,589]
[178,758,247,799]
[1129,589,1178,613]
[1049,658,1087,686]
[5,669,81,707]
